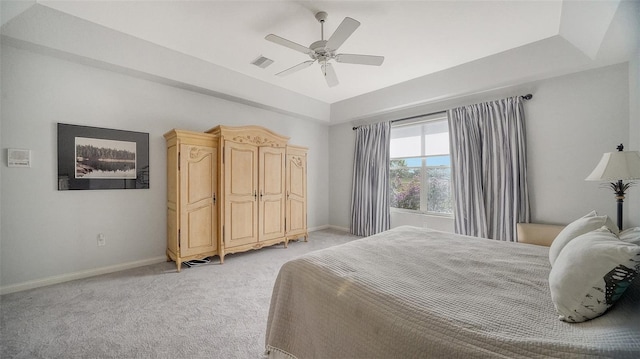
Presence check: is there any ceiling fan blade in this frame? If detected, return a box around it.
[321,63,339,87]
[276,60,315,77]
[335,54,384,66]
[326,17,360,51]
[265,34,313,56]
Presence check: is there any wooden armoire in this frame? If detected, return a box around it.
[164,130,219,272]
[285,145,308,242]
[164,126,307,270]
[207,125,308,263]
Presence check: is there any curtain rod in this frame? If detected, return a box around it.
[352,93,533,130]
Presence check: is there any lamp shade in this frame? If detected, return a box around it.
[585,151,640,181]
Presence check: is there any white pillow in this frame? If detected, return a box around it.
[548,211,618,266]
[620,227,640,245]
[549,227,640,323]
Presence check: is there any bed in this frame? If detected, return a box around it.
[265,226,640,358]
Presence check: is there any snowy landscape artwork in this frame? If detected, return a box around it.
[58,123,149,190]
[75,137,137,179]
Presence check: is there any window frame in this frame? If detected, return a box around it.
[389,114,453,217]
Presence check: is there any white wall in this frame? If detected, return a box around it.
[526,63,632,226]
[329,0,638,125]
[1,3,331,123]
[327,123,354,231]
[390,212,454,233]
[328,63,636,232]
[0,45,329,291]
[2,46,637,293]
[628,51,640,228]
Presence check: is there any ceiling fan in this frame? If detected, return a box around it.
[265,11,384,87]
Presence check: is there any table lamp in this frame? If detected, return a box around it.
[585,144,640,231]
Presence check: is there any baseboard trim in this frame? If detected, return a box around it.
[0,256,167,295]
[308,225,351,233]
[1,227,354,295]
[308,225,329,232]
[327,225,350,233]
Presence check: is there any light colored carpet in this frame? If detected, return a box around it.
[1,229,360,359]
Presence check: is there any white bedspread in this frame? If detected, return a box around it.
[265,226,640,358]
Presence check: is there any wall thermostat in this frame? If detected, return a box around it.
[8,148,31,167]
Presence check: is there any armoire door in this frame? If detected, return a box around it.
[179,144,217,257]
[224,141,258,247]
[258,147,286,241]
[286,149,307,236]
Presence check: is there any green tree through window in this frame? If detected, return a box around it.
[390,159,420,210]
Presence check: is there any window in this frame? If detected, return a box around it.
[389,115,452,215]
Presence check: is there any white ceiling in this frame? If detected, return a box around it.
[1,0,637,123]
[31,0,566,104]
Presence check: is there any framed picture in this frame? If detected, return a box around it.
[57,123,149,190]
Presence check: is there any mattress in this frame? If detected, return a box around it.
[265,226,640,358]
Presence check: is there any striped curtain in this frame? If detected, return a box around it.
[448,96,530,241]
[350,122,391,237]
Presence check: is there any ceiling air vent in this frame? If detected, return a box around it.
[251,55,274,69]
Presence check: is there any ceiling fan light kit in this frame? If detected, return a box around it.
[265,11,384,87]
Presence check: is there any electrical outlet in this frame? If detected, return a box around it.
[97,233,106,246]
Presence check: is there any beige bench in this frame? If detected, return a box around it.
[516,223,565,247]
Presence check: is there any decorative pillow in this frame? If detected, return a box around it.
[619,227,640,245]
[548,211,618,266]
[549,227,640,323]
